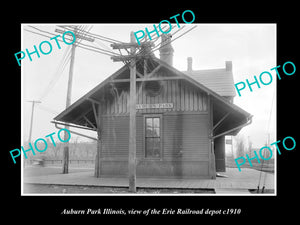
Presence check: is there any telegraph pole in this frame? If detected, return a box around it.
[62,29,76,174]
[128,32,137,192]
[27,100,41,143]
[55,26,95,174]
[26,100,41,168]
[110,32,153,192]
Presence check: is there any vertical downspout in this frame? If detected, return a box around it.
[94,103,102,178]
[208,95,216,179]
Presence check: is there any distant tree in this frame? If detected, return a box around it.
[52,142,62,159]
[235,134,245,158]
[248,139,253,158]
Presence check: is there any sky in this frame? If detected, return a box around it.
[22,23,276,148]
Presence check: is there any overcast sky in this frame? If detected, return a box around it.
[22,23,276,148]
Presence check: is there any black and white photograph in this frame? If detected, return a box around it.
[21,23,276,195]
[4,5,298,220]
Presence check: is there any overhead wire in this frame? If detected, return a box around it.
[257,86,276,193]
[25,26,121,57]
[37,26,87,114]
[38,45,72,101]
[135,24,177,56]
[24,24,198,88]
[25,24,194,62]
[38,25,88,101]
[261,88,276,191]
[26,24,197,104]
[58,25,124,44]
[120,25,197,72]
[37,104,60,115]
[37,26,89,115]
[266,88,276,133]
[38,25,89,102]
[151,25,197,53]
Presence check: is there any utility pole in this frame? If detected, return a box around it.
[27,100,41,143]
[26,100,41,168]
[110,32,153,192]
[62,29,76,174]
[113,32,137,192]
[55,26,95,174]
[128,32,137,192]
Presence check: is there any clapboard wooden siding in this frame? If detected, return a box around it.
[101,115,129,159]
[101,113,209,160]
[101,115,144,160]
[99,78,211,178]
[100,80,208,115]
[100,113,210,178]
[163,114,209,160]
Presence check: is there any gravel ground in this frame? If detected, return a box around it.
[23,183,215,194]
[23,166,93,177]
[23,166,272,194]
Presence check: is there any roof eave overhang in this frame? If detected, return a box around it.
[53,64,129,123]
[54,57,252,132]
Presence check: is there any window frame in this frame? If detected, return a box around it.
[143,114,163,160]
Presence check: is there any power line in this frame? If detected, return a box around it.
[28,25,58,37]
[25,25,195,64]
[24,26,121,57]
[38,26,90,101]
[258,88,276,193]
[39,46,72,101]
[24,28,56,40]
[25,25,197,100]
[151,25,197,53]
[266,88,276,133]
[93,39,113,52]
[37,104,59,114]
[136,24,186,55]
[58,25,124,44]
[119,25,197,70]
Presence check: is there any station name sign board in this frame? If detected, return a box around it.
[136,103,174,110]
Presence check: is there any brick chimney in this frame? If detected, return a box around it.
[187,57,193,72]
[159,34,174,66]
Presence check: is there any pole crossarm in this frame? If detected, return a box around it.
[110,55,137,62]
[111,42,154,49]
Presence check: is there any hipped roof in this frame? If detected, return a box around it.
[183,68,236,97]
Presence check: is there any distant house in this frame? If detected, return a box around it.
[54,35,251,179]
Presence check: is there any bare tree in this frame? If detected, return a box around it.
[235,134,245,158]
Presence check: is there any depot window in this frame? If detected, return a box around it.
[145,115,162,158]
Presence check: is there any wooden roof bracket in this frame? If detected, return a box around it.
[211,115,253,140]
[83,115,97,129]
[213,112,230,131]
[91,101,100,128]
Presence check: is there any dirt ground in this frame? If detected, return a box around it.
[23,183,215,194]
[23,166,273,194]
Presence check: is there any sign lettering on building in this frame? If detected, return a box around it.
[136,103,174,110]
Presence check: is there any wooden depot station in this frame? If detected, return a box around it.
[54,33,251,181]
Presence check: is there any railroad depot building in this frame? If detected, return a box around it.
[54,36,251,179]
